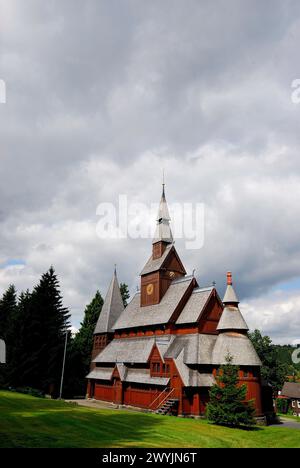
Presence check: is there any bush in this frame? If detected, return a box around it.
[10,387,45,398]
[276,398,289,414]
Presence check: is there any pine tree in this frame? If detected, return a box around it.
[206,354,255,427]
[73,290,103,368]
[120,283,130,308]
[0,285,17,339]
[4,290,30,388]
[0,285,18,387]
[64,290,104,397]
[21,267,70,395]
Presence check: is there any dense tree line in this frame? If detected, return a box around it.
[248,329,300,392]
[0,268,70,395]
[1,269,297,398]
[0,268,130,398]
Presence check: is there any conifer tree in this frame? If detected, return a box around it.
[64,290,103,397]
[206,354,255,427]
[21,267,70,395]
[0,285,18,387]
[4,290,30,387]
[0,285,17,339]
[120,283,130,307]
[73,290,104,367]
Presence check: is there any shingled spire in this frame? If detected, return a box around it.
[94,267,124,335]
[223,271,239,305]
[152,182,173,246]
[217,272,248,333]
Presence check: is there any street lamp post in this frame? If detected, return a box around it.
[59,331,68,400]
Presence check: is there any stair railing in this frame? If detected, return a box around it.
[148,386,169,410]
[156,388,175,411]
[149,387,176,410]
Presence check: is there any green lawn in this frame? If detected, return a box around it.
[0,391,299,448]
[278,413,300,423]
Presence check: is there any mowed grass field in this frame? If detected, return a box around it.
[0,391,299,448]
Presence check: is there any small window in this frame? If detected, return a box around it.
[292,400,296,407]
[297,400,300,409]
[152,362,160,374]
[244,371,249,378]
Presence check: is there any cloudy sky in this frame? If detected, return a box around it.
[1,0,300,343]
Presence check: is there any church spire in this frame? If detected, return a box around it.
[217,271,248,333]
[223,271,239,305]
[94,267,124,335]
[152,181,173,245]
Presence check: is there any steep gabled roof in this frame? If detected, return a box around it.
[112,276,194,330]
[174,348,216,387]
[125,369,169,386]
[281,382,300,399]
[175,286,214,324]
[140,244,186,276]
[94,269,124,334]
[140,244,172,275]
[86,367,114,380]
[93,336,158,364]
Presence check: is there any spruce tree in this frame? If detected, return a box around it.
[73,290,104,368]
[4,290,30,388]
[64,290,104,397]
[22,267,70,395]
[0,285,17,339]
[0,285,18,387]
[120,283,130,307]
[206,354,255,427]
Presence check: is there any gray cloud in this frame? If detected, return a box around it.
[0,0,300,342]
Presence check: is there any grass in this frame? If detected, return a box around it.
[278,413,300,423]
[0,391,299,448]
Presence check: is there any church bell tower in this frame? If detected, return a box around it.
[140,184,186,307]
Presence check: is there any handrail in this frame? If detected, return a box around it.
[156,388,175,410]
[148,386,169,409]
[148,387,176,410]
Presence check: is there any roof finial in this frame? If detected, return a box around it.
[227,271,232,285]
[162,168,165,197]
[114,264,117,275]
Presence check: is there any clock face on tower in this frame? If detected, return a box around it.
[146,283,154,295]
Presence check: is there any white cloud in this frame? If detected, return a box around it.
[0,0,300,343]
[241,289,300,344]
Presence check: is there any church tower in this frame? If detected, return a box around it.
[92,267,124,360]
[140,184,186,307]
[217,271,249,334]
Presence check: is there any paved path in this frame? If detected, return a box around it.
[65,399,147,413]
[278,416,300,430]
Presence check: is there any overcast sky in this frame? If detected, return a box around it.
[0,0,300,344]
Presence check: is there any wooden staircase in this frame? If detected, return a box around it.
[155,398,179,416]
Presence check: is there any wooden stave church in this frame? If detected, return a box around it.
[87,186,271,418]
